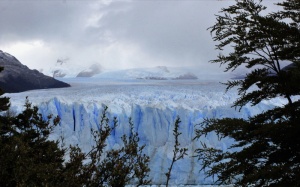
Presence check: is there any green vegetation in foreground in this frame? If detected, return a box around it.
[195,0,300,186]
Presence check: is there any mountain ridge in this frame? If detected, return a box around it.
[0,50,70,93]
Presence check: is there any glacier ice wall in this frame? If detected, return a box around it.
[35,98,273,184]
[6,80,283,185]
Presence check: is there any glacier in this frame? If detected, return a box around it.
[5,77,285,185]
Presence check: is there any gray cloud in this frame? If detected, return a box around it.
[0,1,93,43]
[0,0,282,71]
[94,1,217,65]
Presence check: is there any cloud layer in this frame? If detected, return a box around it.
[0,0,280,72]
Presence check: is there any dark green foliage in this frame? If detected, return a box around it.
[60,146,88,187]
[0,98,64,187]
[209,0,300,109]
[95,118,151,187]
[195,0,300,186]
[165,116,188,187]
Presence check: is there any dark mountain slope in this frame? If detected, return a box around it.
[0,50,70,93]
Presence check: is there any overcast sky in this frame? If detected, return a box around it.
[0,0,281,72]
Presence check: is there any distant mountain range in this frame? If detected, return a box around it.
[41,58,103,78]
[0,50,70,93]
[0,50,240,94]
[42,61,231,80]
[93,66,200,80]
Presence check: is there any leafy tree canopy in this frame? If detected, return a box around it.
[195,0,300,186]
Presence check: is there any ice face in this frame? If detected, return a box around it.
[5,78,281,185]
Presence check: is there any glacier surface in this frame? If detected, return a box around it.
[5,77,285,185]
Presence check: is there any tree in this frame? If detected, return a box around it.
[194,0,300,186]
[0,97,64,186]
[95,118,150,187]
[165,116,188,187]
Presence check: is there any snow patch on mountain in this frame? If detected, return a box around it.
[77,63,103,77]
[48,58,81,78]
[0,50,22,66]
[94,66,231,81]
